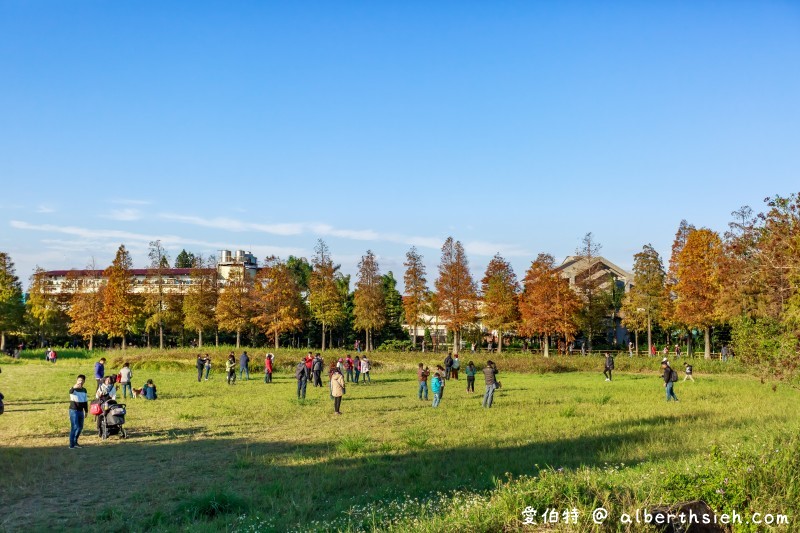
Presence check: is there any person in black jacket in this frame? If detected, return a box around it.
[312,354,324,387]
[604,353,614,381]
[661,359,678,402]
[196,354,205,382]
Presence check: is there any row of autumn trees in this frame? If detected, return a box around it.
[1,193,798,361]
[622,194,800,363]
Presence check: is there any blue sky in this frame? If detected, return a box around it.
[2,1,799,288]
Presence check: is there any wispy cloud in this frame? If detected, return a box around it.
[110,198,151,206]
[102,208,142,221]
[36,205,56,214]
[10,221,305,259]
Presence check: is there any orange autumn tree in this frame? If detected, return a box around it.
[480,253,520,353]
[67,261,105,350]
[99,245,140,350]
[674,228,722,359]
[434,237,478,355]
[216,266,252,348]
[251,256,305,349]
[519,253,581,357]
[403,247,429,348]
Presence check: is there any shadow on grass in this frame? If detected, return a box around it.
[0,412,716,531]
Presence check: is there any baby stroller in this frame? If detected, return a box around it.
[97,399,128,440]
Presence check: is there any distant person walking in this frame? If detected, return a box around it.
[444,353,454,380]
[431,372,443,408]
[721,345,728,362]
[239,351,250,381]
[353,356,361,384]
[482,360,499,408]
[94,358,106,391]
[604,353,614,381]
[628,341,634,357]
[683,362,695,382]
[417,363,430,401]
[295,359,308,399]
[264,353,274,383]
[465,361,477,393]
[204,355,211,380]
[330,366,345,415]
[650,344,657,357]
[662,358,679,402]
[119,362,133,399]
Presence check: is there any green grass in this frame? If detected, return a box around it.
[0,349,798,532]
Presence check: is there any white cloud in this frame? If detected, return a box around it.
[36,205,56,213]
[103,208,142,221]
[111,198,151,206]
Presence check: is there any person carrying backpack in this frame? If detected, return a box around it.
[443,353,454,379]
[604,353,614,381]
[661,358,679,402]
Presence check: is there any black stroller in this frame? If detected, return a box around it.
[98,399,128,440]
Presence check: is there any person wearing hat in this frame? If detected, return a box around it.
[661,359,678,402]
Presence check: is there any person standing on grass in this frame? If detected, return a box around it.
[451,354,460,380]
[119,362,133,399]
[360,355,371,384]
[204,355,211,380]
[465,361,477,393]
[345,354,354,383]
[295,358,308,399]
[482,360,499,408]
[435,365,446,399]
[628,341,634,357]
[94,358,106,391]
[196,354,205,382]
[661,359,679,402]
[683,362,695,382]
[676,344,682,358]
[225,354,237,385]
[69,374,89,449]
[313,353,324,387]
[304,352,314,382]
[353,356,361,384]
[264,353,273,383]
[603,353,614,381]
[330,365,345,415]
[417,363,430,401]
[431,372,443,408]
[239,351,250,381]
[443,353,453,380]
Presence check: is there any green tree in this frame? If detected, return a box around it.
[0,252,25,351]
[621,244,666,354]
[144,240,170,349]
[353,250,386,351]
[480,253,520,353]
[174,249,196,268]
[380,271,407,344]
[308,240,346,350]
[574,232,607,351]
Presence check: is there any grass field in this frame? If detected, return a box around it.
[0,349,798,532]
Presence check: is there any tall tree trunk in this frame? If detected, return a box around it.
[634,330,638,355]
[704,326,711,359]
[236,329,241,349]
[647,316,652,356]
[89,334,94,351]
[198,329,203,348]
[275,331,280,349]
[543,333,550,357]
[322,322,326,351]
[412,325,417,347]
[146,332,150,348]
[159,325,164,350]
[215,330,219,347]
[122,335,127,350]
[1,331,5,351]
[497,330,503,353]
